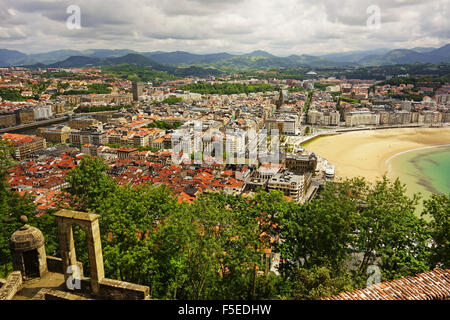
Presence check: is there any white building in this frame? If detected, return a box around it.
[33,105,53,120]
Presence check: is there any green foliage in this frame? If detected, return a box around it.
[63,156,117,211]
[304,126,311,135]
[74,104,133,113]
[388,93,425,102]
[62,83,112,95]
[286,266,354,300]
[152,97,183,106]
[314,82,334,91]
[102,65,179,84]
[41,71,93,80]
[0,87,27,101]
[1,145,445,300]
[330,91,341,100]
[303,90,313,113]
[423,194,450,268]
[340,96,361,104]
[146,120,182,130]
[180,82,275,95]
[353,177,430,280]
[0,140,37,277]
[277,176,431,292]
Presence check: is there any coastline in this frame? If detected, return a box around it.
[385,143,450,175]
[304,127,450,183]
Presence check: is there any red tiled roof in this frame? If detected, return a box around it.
[325,269,450,300]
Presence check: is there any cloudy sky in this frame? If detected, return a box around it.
[0,0,449,55]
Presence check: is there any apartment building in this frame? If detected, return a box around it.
[1,133,47,160]
[15,109,35,125]
[308,110,340,126]
[69,117,99,130]
[285,153,318,175]
[0,113,17,128]
[33,105,53,121]
[378,110,412,125]
[268,171,305,203]
[265,114,299,135]
[345,111,380,127]
[36,125,71,143]
[70,126,107,147]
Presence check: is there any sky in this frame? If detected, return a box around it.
[0,0,449,55]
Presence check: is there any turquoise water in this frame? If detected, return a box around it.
[388,146,450,216]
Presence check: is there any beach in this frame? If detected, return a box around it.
[304,127,450,183]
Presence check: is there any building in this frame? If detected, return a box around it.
[70,127,107,147]
[117,147,139,160]
[69,117,99,130]
[36,125,71,144]
[308,110,340,126]
[33,105,53,121]
[325,269,450,300]
[132,82,144,102]
[378,110,412,125]
[345,111,380,127]
[285,153,317,175]
[266,114,299,135]
[421,110,442,124]
[15,109,35,125]
[268,171,305,203]
[1,133,47,160]
[0,113,17,128]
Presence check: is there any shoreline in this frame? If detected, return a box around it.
[304,127,450,183]
[385,144,450,177]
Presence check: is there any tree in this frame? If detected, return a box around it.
[0,140,16,177]
[354,177,430,281]
[304,127,311,135]
[277,179,358,277]
[63,156,117,211]
[0,140,36,277]
[287,266,354,300]
[423,194,450,268]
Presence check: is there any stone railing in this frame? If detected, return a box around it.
[0,271,23,300]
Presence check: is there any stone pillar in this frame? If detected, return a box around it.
[54,210,105,296]
[85,218,105,294]
[56,217,77,283]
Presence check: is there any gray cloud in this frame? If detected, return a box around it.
[0,0,448,55]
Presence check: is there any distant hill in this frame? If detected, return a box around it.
[14,50,83,66]
[0,49,27,66]
[1,43,449,69]
[45,53,171,71]
[411,47,437,53]
[359,45,450,66]
[46,56,102,68]
[81,49,137,59]
[244,50,277,58]
[143,51,234,65]
[320,48,391,63]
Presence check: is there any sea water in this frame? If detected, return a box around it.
[388,145,450,218]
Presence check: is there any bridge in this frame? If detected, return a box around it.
[0,116,69,134]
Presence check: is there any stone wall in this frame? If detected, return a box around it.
[78,277,149,300]
[98,278,149,300]
[0,271,23,300]
[32,288,92,300]
[46,256,64,273]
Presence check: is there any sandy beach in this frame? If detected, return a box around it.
[304,128,450,183]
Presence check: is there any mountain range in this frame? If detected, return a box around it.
[1,44,449,70]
